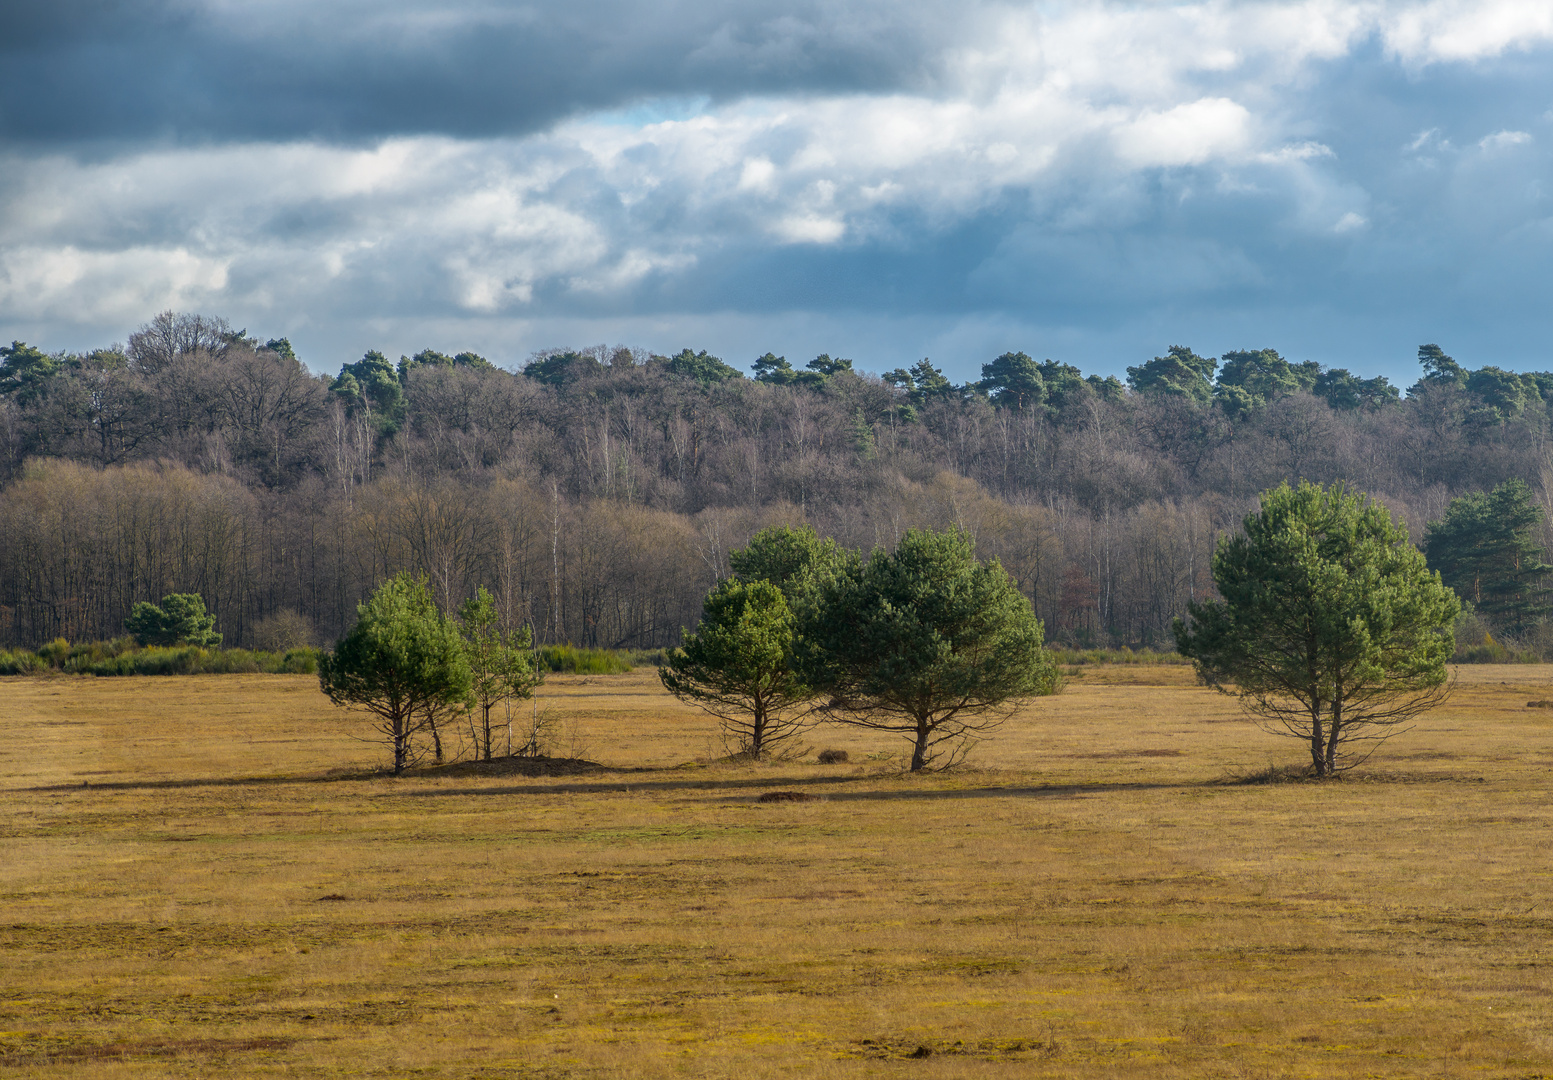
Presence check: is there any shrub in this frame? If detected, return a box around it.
[1047,647,1188,666]
[251,609,315,652]
[124,593,221,647]
[0,639,322,677]
[538,645,633,674]
[0,649,48,675]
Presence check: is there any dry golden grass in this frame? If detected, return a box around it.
[4,665,1553,1077]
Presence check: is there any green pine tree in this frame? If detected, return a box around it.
[660,579,813,757]
[319,573,473,773]
[806,527,1061,771]
[1424,479,1552,638]
[458,586,542,762]
[1176,482,1459,776]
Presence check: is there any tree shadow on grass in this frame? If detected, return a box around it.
[20,763,1181,801]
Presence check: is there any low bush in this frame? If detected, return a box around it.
[623,648,669,667]
[0,649,49,675]
[0,640,321,676]
[1454,639,1540,664]
[538,644,634,674]
[1451,610,1544,663]
[1047,647,1188,666]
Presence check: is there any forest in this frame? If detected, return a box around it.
[2,311,1550,653]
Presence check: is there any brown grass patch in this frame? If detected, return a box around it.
[3,665,1553,1077]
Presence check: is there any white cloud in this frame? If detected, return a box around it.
[6,0,1553,349]
[1479,129,1533,151]
[0,245,231,324]
[1383,0,1553,63]
[1113,98,1253,167]
[738,157,777,191]
[773,214,847,244]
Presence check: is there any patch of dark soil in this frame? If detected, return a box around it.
[849,1037,1054,1061]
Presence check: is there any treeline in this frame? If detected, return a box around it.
[2,312,1551,651]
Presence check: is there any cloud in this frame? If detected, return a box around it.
[4,0,1553,383]
[1113,98,1253,167]
[1479,129,1532,150]
[1382,0,1553,63]
[0,0,965,144]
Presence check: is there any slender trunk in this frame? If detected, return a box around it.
[1324,697,1342,775]
[481,703,493,762]
[1309,698,1326,776]
[750,696,766,758]
[427,710,444,763]
[393,710,409,774]
[911,716,931,772]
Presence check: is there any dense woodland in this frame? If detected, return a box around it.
[2,311,1551,652]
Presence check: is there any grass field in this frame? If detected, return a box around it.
[4,664,1553,1077]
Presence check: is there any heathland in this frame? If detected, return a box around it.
[5,664,1553,1077]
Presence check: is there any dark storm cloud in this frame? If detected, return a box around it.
[6,0,1553,385]
[0,0,959,144]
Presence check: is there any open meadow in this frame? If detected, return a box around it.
[4,664,1553,1077]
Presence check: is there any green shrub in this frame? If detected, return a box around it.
[22,642,327,676]
[1453,635,1539,664]
[278,648,320,674]
[538,644,634,674]
[0,650,48,675]
[1047,647,1188,666]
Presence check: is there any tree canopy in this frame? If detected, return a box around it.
[124,593,222,647]
[1424,479,1551,638]
[660,578,812,756]
[665,348,743,384]
[1175,481,1459,776]
[806,527,1060,771]
[318,573,472,773]
[1126,345,1218,406]
[457,586,542,762]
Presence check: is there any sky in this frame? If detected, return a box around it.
[2,0,1552,387]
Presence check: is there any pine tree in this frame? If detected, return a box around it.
[1176,482,1459,776]
[458,586,542,762]
[806,528,1061,771]
[660,579,813,757]
[319,573,472,773]
[1424,479,1551,637]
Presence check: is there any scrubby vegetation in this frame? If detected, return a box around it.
[0,637,318,676]
[538,644,636,674]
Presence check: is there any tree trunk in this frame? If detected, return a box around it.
[1309,701,1327,776]
[1324,698,1342,776]
[427,711,444,764]
[393,711,409,774]
[749,698,767,758]
[911,717,931,772]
